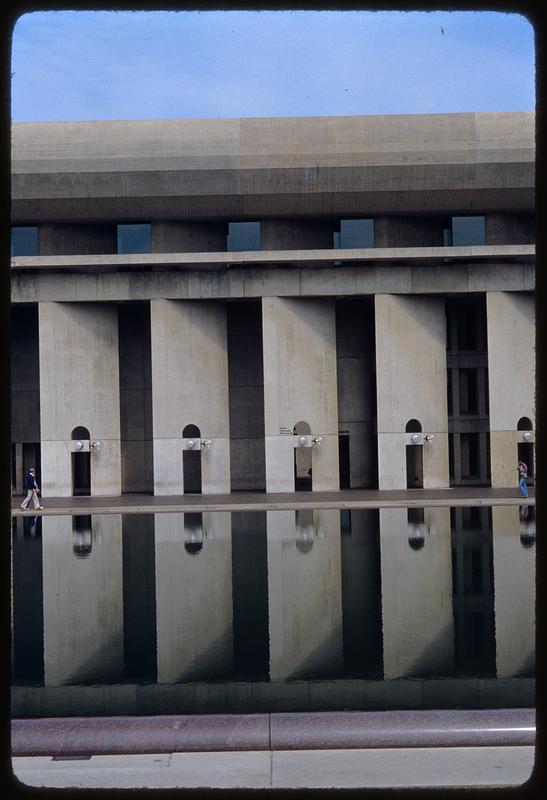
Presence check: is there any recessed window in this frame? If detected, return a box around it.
[11,226,38,256]
[117,224,151,254]
[336,219,374,248]
[451,216,485,246]
[227,222,261,251]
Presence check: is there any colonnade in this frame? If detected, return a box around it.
[34,290,534,497]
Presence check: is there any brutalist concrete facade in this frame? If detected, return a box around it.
[10,112,535,497]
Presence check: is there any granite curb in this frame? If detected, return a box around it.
[11,708,535,757]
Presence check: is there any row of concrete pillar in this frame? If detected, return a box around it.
[35,291,534,497]
[11,506,535,688]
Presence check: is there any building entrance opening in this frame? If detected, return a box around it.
[294,421,312,491]
[71,427,90,496]
[405,419,424,489]
[339,432,350,489]
[183,425,202,494]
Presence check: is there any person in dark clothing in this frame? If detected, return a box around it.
[20,468,44,510]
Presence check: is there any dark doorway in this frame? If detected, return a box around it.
[72,452,91,496]
[294,421,312,491]
[183,425,202,494]
[339,433,350,489]
[518,442,534,482]
[406,445,423,489]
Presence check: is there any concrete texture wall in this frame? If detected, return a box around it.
[154,512,233,683]
[336,299,377,487]
[380,507,454,679]
[261,219,337,250]
[267,509,343,680]
[150,299,230,494]
[491,506,535,677]
[12,113,534,221]
[227,302,266,491]
[374,216,445,247]
[42,515,124,686]
[262,297,339,492]
[38,301,121,497]
[118,303,153,493]
[487,292,535,487]
[152,222,227,252]
[375,294,449,490]
[485,213,535,245]
[39,224,117,255]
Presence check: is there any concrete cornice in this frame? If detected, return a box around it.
[11,112,535,220]
[10,244,535,273]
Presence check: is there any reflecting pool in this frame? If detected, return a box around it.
[11,504,535,717]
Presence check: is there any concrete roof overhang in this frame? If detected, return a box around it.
[11,112,535,222]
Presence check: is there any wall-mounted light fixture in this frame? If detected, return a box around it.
[186,439,196,450]
[312,436,324,446]
[523,431,533,442]
[201,439,213,449]
[298,436,308,447]
[424,434,436,444]
[91,441,103,449]
[74,440,84,450]
[410,433,422,445]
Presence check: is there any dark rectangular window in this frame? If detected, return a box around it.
[227,222,261,251]
[117,224,151,254]
[451,216,485,246]
[459,368,479,414]
[337,219,374,248]
[11,226,38,256]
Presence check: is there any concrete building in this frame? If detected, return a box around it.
[10,112,535,497]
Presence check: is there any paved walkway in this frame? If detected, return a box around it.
[12,486,534,515]
[11,746,537,789]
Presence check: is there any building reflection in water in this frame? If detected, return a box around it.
[451,507,495,676]
[154,512,233,683]
[380,507,454,679]
[493,505,535,677]
[267,509,343,680]
[41,514,125,686]
[10,505,536,715]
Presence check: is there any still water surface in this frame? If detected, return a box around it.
[11,505,535,717]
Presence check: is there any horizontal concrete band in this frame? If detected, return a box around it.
[11,709,535,757]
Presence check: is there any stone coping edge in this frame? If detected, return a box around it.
[11,708,535,757]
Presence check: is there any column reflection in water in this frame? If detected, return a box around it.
[267,509,343,680]
[451,507,496,675]
[380,507,454,679]
[12,515,44,685]
[42,515,124,686]
[155,512,233,683]
[340,509,383,677]
[492,505,535,677]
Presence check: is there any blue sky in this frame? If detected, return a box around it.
[11,9,536,122]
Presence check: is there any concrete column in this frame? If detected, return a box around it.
[267,509,343,680]
[375,295,449,490]
[39,302,121,497]
[152,222,227,252]
[261,219,336,250]
[380,507,454,679]
[150,299,230,495]
[487,292,535,487]
[39,224,117,255]
[154,512,233,683]
[262,297,339,492]
[42,515,124,686]
[492,506,535,677]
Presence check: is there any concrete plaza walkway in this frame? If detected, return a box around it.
[12,486,534,515]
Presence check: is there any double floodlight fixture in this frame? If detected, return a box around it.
[201,439,213,449]
[312,436,324,446]
[91,441,103,449]
[424,434,436,444]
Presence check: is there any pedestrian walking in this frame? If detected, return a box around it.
[518,460,529,498]
[20,468,44,510]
